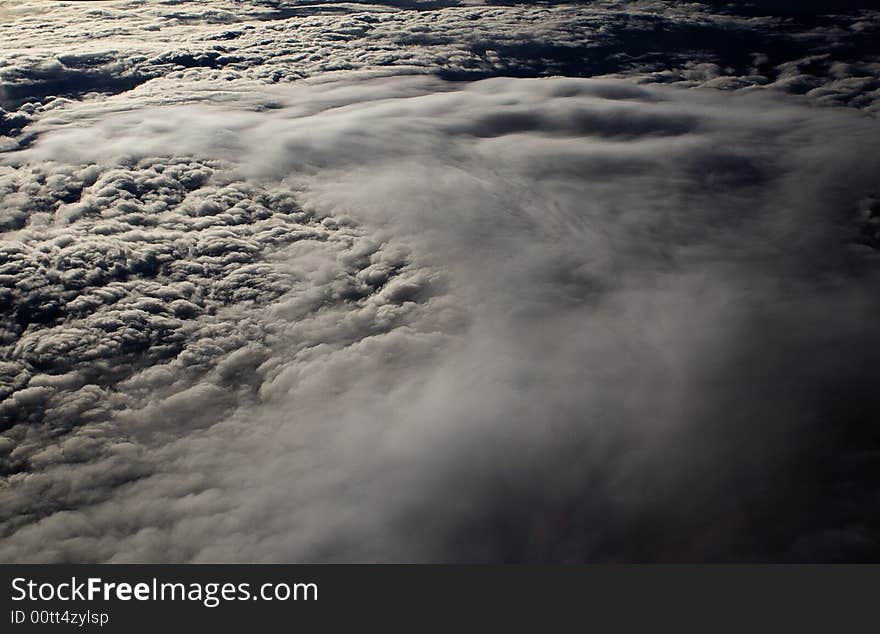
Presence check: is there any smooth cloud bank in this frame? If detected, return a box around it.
[2,74,880,561]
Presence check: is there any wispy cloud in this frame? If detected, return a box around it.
[2,67,880,561]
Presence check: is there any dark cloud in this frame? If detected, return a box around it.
[2,1,878,123]
[1,1,879,563]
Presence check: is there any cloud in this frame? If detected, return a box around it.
[2,68,880,562]
[1,0,879,562]
[1,1,878,136]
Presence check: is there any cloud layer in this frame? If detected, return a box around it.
[1,1,880,562]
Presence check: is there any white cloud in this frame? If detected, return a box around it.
[2,67,880,561]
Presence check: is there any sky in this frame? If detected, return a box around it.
[1,0,880,562]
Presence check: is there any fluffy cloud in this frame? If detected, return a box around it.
[2,63,880,562]
[1,1,880,562]
[1,1,878,141]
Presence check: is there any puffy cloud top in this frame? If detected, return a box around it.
[1,1,879,562]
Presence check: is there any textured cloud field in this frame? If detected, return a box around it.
[2,1,880,562]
